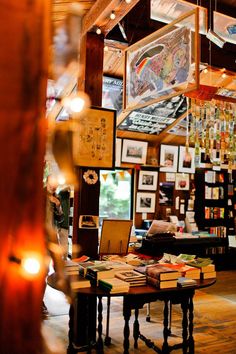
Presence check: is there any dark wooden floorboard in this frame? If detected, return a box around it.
[42,270,236,353]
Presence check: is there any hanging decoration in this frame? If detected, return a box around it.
[189,98,236,171]
[83,169,98,185]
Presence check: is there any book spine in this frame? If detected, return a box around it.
[146,276,160,288]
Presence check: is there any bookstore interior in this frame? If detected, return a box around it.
[1,1,236,354]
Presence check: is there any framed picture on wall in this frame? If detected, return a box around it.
[121,139,148,164]
[178,146,195,173]
[160,144,178,172]
[73,106,116,169]
[123,9,199,111]
[138,170,158,191]
[175,173,190,190]
[136,192,156,213]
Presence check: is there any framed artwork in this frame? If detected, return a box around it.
[73,106,116,168]
[121,139,148,164]
[175,173,190,191]
[138,170,158,191]
[160,144,178,172]
[123,9,199,111]
[136,192,156,213]
[79,215,99,229]
[178,146,195,173]
[115,138,122,167]
[159,182,175,206]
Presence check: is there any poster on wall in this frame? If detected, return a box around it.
[124,9,199,111]
[73,107,116,168]
[159,182,175,205]
[118,95,187,135]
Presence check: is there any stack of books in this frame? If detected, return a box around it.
[115,270,146,286]
[98,278,130,294]
[86,261,133,285]
[158,263,201,280]
[187,258,216,279]
[136,264,179,289]
[70,275,91,291]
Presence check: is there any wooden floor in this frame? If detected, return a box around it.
[42,270,236,354]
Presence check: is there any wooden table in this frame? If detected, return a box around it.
[47,274,216,354]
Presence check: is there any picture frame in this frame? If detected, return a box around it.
[115,138,122,167]
[79,215,99,229]
[160,144,178,172]
[123,9,199,111]
[136,192,156,213]
[73,106,116,168]
[138,170,158,191]
[121,139,148,164]
[159,182,175,206]
[175,173,190,191]
[178,146,195,173]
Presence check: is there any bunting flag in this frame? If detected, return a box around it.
[127,169,133,175]
[102,173,108,182]
[118,171,125,180]
[111,172,116,182]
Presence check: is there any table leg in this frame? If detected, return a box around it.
[181,298,189,354]
[104,297,111,345]
[133,308,139,349]
[67,303,75,354]
[123,301,131,354]
[188,294,195,353]
[162,300,169,354]
[97,296,104,354]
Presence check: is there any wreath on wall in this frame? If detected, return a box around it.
[83,169,98,185]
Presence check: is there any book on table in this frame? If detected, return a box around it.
[98,278,130,293]
[146,276,177,289]
[145,264,180,281]
[86,262,134,283]
[115,270,146,286]
[177,277,197,287]
[158,263,201,279]
[70,276,91,291]
[186,258,215,273]
[201,271,216,279]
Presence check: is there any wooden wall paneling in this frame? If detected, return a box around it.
[73,32,104,259]
[0,1,50,354]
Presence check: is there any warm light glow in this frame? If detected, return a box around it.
[21,256,41,275]
[222,72,227,78]
[110,11,116,20]
[57,174,66,185]
[203,68,208,74]
[104,45,109,52]
[96,27,102,35]
[125,0,132,3]
[62,92,90,114]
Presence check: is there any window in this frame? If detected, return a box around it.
[99,169,133,223]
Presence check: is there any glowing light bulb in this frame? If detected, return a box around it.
[222,73,227,78]
[62,92,90,114]
[22,257,41,275]
[110,11,116,20]
[96,27,102,35]
[203,68,208,74]
[57,174,66,185]
[125,0,132,3]
[104,45,109,52]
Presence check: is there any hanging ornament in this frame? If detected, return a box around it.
[83,169,98,185]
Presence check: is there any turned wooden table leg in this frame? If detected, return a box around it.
[133,308,139,349]
[162,300,169,353]
[188,294,195,353]
[97,296,104,354]
[181,298,189,354]
[123,300,131,354]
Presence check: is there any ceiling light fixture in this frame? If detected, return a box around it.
[96,27,102,35]
[110,11,116,20]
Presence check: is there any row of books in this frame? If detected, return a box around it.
[205,186,224,200]
[208,226,227,238]
[205,171,224,183]
[205,207,224,219]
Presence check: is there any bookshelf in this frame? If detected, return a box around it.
[194,169,236,268]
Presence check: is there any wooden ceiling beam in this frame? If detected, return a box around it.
[82,0,140,36]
